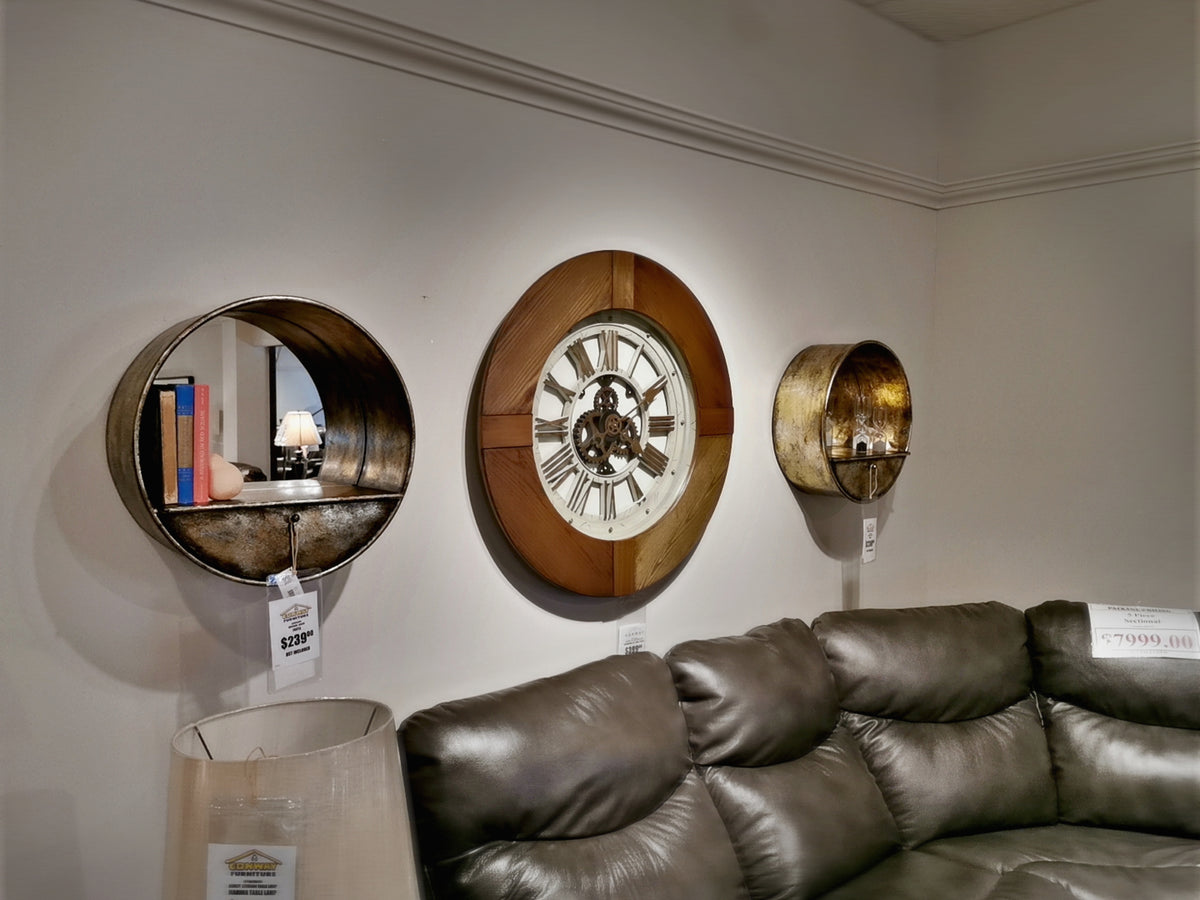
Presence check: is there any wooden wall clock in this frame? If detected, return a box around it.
[478,250,734,597]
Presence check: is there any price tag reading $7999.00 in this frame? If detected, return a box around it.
[1088,604,1200,660]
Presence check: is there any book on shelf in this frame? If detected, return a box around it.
[193,384,210,505]
[157,386,178,506]
[175,384,195,505]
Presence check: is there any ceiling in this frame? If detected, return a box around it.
[848,0,1099,42]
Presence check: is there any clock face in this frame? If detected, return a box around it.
[533,312,697,540]
[478,250,733,597]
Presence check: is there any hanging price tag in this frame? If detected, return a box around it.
[861,516,877,564]
[1089,604,1200,660]
[269,591,321,670]
[267,567,321,690]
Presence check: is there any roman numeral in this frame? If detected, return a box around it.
[648,415,675,437]
[565,339,595,380]
[568,472,594,516]
[620,472,644,504]
[599,480,616,520]
[639,444,670,478]
[543,372,576,404]
[621,342,644,380]
[534,416,569,439]
[540,444,577,488]
[598,329,619,371]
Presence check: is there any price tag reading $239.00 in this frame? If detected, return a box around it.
[1088,604,1200,660]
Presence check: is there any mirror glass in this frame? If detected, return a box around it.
[158,319,323,481]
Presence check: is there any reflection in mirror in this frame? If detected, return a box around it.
[157,319,322,485]
[271,345,324,479]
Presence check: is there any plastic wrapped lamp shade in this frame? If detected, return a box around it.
[163,698,416,900]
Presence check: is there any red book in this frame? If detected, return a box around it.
[193,384,211,504]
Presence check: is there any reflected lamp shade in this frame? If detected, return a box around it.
[274,411,322,449]
[163,698,416,900]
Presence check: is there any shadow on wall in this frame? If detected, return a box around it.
[37,410,350,726]
[791,486,893,610]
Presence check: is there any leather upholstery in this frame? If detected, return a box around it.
[667,620,898,898]
[1027,599,1200,838]
[400,601,1200,899]
[667,618,839,766]
[1027,599,1200,728]
[814,602,1056,848]
[814,601,1032,720]
[839,700,1056,847]
[401,652,747,899]
[826,825,1200,899]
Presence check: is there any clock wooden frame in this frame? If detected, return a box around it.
[478,250,734,597]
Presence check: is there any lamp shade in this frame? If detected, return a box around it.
[274,411,322,448]
[163,698,416,900]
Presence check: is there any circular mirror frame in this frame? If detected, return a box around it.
[106,296,415,583]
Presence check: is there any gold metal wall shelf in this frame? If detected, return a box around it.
[106,296,415,583]
[773,341,911,503]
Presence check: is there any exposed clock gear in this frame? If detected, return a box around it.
[572,378,642,475]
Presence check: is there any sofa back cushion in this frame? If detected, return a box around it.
[667,619,899,899]
[813,602,1057,848]
[400,652,747,900]
[1027,599,1200,838]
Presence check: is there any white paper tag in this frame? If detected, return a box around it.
[269,591,321,671]
[1089,604,1200,659]
[268,567,304,598]
[861,517,877,564]
[207,844,297,900]
[618,623,647,655]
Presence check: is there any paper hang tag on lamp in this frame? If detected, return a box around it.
[163,699,418,900]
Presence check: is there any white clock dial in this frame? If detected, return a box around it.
[533,311,697,539]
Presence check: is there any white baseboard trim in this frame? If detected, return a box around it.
[139,0,1199,210]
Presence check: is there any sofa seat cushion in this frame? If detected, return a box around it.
[820,825,1200,899]
[916,823,1200,871]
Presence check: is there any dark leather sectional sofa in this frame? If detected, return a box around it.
[399,600,1200,899]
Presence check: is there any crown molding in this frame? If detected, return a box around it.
[937,142,1200,208]
[139,0,1198,210]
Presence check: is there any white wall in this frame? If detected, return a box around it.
[939,0,1197,180]
[902,0,1198,608]
[0,1,1193,899]
[0,2,936,897]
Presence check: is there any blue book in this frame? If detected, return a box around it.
[175,384,195,505]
